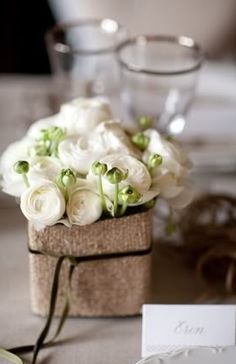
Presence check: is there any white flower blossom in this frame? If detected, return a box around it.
[28,156,63,183]
[20,181,65,228]
[143,129,193,208]
[89,120,141,158]
[58,136,105,174]
[27,114,60,139]
[0,97,193,227]
[88,153,152,201]
[66,185,102,225]
[0,138,33,196]
[58,97,112,135]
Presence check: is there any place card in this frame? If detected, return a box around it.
[142,304,236,357]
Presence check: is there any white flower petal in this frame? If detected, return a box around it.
[130,188,160,206]
[27,114,60,139]
[168,185,194,209]
[152,173,184,199]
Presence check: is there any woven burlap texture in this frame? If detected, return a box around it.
[28,209,153,317]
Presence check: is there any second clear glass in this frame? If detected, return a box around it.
[117,35,204,135]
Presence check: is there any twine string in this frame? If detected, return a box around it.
[179,194,236,301]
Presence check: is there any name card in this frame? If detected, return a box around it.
[142,304,236,357]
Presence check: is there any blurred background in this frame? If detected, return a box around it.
[1,0,236,74]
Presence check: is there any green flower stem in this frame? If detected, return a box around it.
[98,175,106,212]
[119,200,128,216]
[165,208,176,235]
[64,189,69,202]
[114,181,119,216]
[22,173,30,188]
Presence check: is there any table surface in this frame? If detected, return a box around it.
[1,62,236,364]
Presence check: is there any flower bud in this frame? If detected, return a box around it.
[137,116,153,130]
[57,168,76,188]
[91,161,108,176]
[14,160,29,174]
[131,132,149,151]
[106,167,128,184]
[147,153,162,169]
[41,126,65,142]
[29,143,48,157]
[144,199,156,209]
[118,185,141,204]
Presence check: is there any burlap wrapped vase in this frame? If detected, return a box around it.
[28,209,153,317]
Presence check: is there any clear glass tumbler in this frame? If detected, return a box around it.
[46,18,127,105]
[117,35,204,135]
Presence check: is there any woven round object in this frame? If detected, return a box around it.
[28,209,153,317]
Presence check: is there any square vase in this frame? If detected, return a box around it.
[28,209,153,317]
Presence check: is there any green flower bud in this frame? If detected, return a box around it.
[91,161,108,176]
[106,167,128,184]
[137,116,154,130]
[58,168,76,187]
[41,126,65,142]
[131,132,149,151]
[165,135,174,142]
[118,185,141,204]
[30,143,48,157]
[144,199,156,209]
[147,153,162,169]
[14,160,29,174]
[38,126,66,157]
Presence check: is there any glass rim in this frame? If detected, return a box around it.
[117,34,205,76]
[46,18,127,56]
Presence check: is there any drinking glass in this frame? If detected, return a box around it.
[46,18,127,107]
[117,35,204,135]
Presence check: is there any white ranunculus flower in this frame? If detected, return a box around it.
[58,120,140,175]
[152,173,193,209]
[89,120,141,158]
[0,138,32,173]
[143,129,190,177]
[58,97,112,136]
[0,138,33,197]
[88,153,152,200]
[28,156,63,183]
[168,184,193,209]
[27,114,60,139]
[66,185,102,225]
[20,181,65,228]
[142,129,192,209]
[58,136,106,174]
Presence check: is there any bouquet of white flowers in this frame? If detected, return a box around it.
[0,97,193,320]
[0,97,192,229]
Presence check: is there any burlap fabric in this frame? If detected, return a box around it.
[28,209,153,317]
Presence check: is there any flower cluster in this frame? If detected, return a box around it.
[0,97,193,230]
